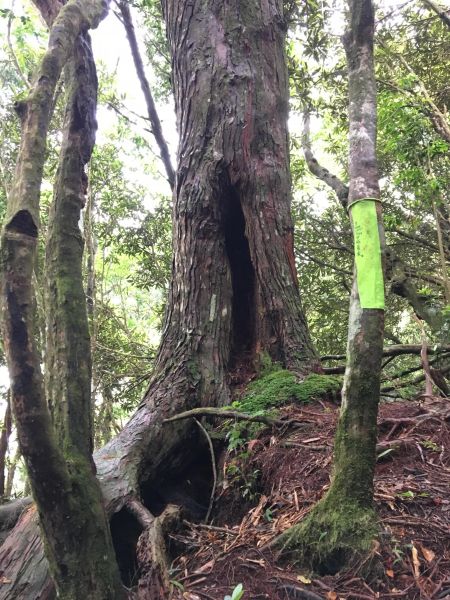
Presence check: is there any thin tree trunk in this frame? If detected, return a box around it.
[301,98,445,335]
[117,0,175,190]
[336,0,385,507]
[277,0,385,572]
[0,0,125,597]
[0,391,12,497]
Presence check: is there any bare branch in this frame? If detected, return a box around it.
[422,0,450,29]
[7,10,30,89]
[321,344,450,361]
[302,110,349,207]
[116,0,175,189]
[194,418,217,523]
[163,407,287,427]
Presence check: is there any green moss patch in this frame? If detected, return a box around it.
[235,370,341,414]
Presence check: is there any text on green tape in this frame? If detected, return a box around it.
[350,199,385,310]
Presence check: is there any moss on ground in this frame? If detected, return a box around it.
[234,368,341,414]
[275,490,378,574]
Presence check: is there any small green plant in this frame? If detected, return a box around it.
[226,458,261,502]
[392,540,406,565]
[170,579,184,592]
[397,490,415,500]
[420,439,439,452]
[264,507,273,522]
[226,420,265,451]
[224,583,244,600]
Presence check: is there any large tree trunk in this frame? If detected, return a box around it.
[0,1,318,597]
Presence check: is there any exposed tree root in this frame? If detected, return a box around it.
[131,502,181,599]
[0,497,32,539]
[163,407,289,427]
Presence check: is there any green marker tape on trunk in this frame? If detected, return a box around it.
[350,199,385,310]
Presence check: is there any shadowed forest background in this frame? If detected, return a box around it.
[0,0,449,598]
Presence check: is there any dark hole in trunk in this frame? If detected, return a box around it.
[223,190,255,368]
[110,508,143,588]
[110,450,215,587]
[140,452,212,521]
[316,549,351,576]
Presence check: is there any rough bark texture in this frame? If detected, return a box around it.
[160,0,318,375]
[0,0,125,597]
[0,1,319,596]
[277,0,385,572]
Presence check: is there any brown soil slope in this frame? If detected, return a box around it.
[169,399,450,600]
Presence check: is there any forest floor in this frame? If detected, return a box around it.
[169,397,450,600]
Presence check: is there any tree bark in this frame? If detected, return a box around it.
[0,0,125,597]
[0,391,12,497]
[318,0,385,546]
[0,1,319,596]
[277,0,385,572]
[160,0,319,376]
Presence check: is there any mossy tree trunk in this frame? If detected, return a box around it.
[0,1,319,597]
[332,0,384,523]
[0,0,125,597]
[277,0,385,573]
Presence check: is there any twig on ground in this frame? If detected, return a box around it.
[194,418,217,524]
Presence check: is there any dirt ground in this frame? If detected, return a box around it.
[169,397,450,600]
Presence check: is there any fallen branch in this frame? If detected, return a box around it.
[184,520,238,535]
[322,365,346,374]
[381,364,450,393]
[322,344,450,362]
[163,407,288,427]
